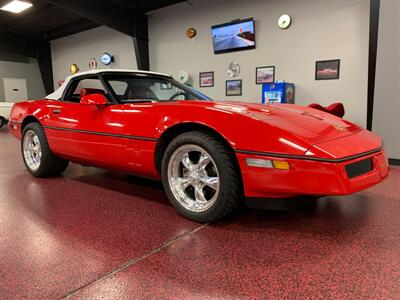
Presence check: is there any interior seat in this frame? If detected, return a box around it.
[126,86,158,100]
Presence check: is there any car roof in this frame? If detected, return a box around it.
[46,69,173,100]
[67,69,172,78]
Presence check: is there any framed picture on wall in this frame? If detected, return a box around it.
[315,59,340,80]
[226,79,242,96]
[256,66,275,84]
[199,72,214,87]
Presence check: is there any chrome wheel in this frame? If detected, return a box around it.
[23,130,42,172]
[167,144,220,213]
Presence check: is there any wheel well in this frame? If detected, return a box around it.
[155,123,241,177]
[22,116,40,131]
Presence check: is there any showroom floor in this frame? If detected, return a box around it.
[0,127,399,299]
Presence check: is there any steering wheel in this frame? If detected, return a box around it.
[169,91,187,100]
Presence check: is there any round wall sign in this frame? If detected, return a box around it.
[70,64,79,74]
[89,58,97,70]
[186,27,197,39]
[178,70,190,84]
[100,53,113,65]
[278,14,291,29]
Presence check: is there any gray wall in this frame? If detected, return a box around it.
[0,58,46,102]
[51,26,137,88]
[149,0,369,126]
[373,0,400,160]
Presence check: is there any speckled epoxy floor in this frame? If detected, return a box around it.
[0,127,399,299]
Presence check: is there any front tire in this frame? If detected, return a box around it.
[0,117,5,129]
[162,131,242,222]
[22,123,69,177]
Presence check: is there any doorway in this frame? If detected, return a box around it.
[3,78,28,103]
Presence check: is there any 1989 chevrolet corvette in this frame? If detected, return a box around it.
[8,70,389,222]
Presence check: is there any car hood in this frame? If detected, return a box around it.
[171,100,372,158]
[207,101,362,145]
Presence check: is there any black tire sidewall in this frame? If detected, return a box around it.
[21,123,46,176]
[21,122,68,177]
[161,131,241,222]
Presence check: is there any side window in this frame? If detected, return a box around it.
[150,82,186,100]
[64,77,107,103]
[109,80,128,97]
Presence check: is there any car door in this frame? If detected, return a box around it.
[100,76,159,177]
[113,77,186,178]
[120,101,163,178]
[45,75,126,169]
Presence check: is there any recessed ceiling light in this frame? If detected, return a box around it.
[1,0,33,14]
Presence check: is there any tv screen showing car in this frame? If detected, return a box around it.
[211,18,255,54]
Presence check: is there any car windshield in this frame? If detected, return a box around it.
[102,73,211,103]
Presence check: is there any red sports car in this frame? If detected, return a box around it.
[8,70,389,222]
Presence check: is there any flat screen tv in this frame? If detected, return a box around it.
[211,18,256,54]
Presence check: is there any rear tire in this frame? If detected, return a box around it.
[162,131,242,222]
[22,122,69,177]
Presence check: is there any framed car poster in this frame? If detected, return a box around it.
[256,66,275,84]
[199,72,214,88]
[226,79,242,96]
[315,59,340,80]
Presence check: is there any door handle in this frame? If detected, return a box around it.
[52,109,62,115]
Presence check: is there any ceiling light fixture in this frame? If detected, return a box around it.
[1,0,33,14]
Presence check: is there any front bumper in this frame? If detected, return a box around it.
[237,148,389,198]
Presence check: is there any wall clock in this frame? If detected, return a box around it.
[227,62,240,78]
[278,14,291,29]
[100,53,114,65]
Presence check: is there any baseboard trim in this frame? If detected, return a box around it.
[389,158,400,166]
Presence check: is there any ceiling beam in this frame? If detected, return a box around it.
[0,32,37,58]
[41,19,100,40]
[45,0,136,36]
[126,0,187,12]
[45,0,149,70]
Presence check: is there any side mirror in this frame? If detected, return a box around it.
[80,93,108,106]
